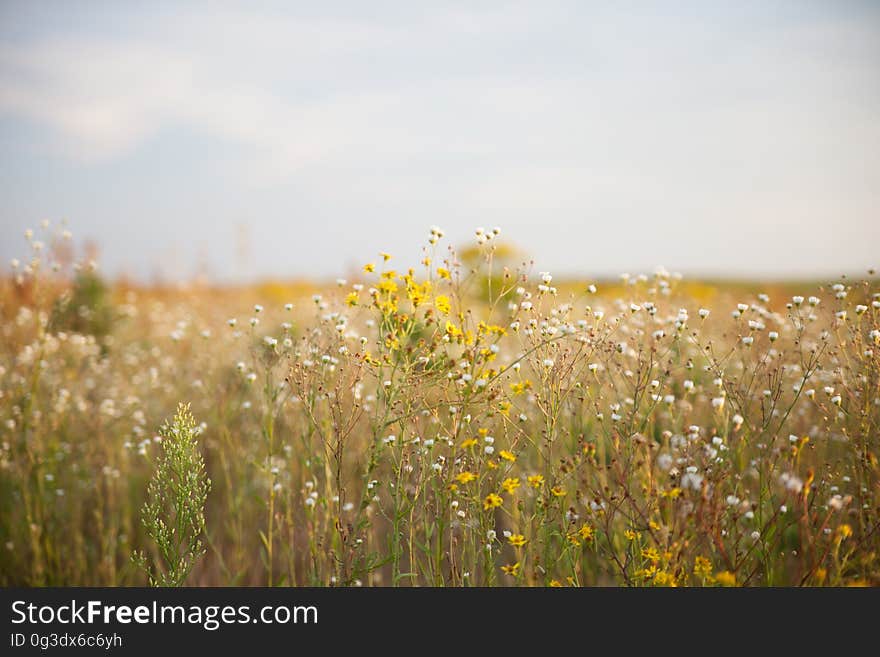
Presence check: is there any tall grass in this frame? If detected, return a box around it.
[1,224,877,586]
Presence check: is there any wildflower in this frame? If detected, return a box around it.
[434,295,451,315]
[501,477,521,494]
[484,493,503,510]
[501,562,521,576]
[715,571,736,587]
[694,556,712,579]
[550,486,566,497]
[499,450,516,462]
[792,296,804,306]
[455,471,477,484]
[698,308,710,318]
[578,524,594,541]
[508,534,527,547]
[527,474,544,488]
[836,524,852,540]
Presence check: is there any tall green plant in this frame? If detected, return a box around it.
[133,403,211,586]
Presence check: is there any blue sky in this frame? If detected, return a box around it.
[1,1,878,281]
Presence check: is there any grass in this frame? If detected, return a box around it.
[1,223,878,586]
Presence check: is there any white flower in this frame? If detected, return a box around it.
[227,318,237,327]
[831,394,842,406]
[254,304,263,313]
[750,531,761,541]
[656,453,673,471]
[383,435,396,444]
[741,336,754,346]
[542,358,554,368]
[264,336,277,347]
[630,303,641,313]
[792,296,804,306]
[808,296,819,306]
[768,331,779,341]
[726,495,740,506]
[698,308,710,318]
[712,397,725,409]
[855,304,868,315]
[828,495,845,511]
[484,445,494,455]
[681,471,703,490]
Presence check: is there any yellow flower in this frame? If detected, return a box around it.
[501,477,521,494]
[455,471,477,484]
[434,295,451,315]
[460,438,478,450]
[694,556,713,580]
[624,529,640,541]
[437,267,451,279]
[836,524,853,541]
[483,493,503,510]
[345,292,359,307]
[381,252,392,262]
[578,524,594,541]
[507,534,527,547]
[550,486,566,497]
[653,571,677,587]
[501,562,520,576]
[548,579,562,587]
[662,487,682,499]
[499,450,516,462]
[486,459,498,469]
[363,263,375,273]
[445,321,462,338]
[715,571,736,587]
[527,474,544,488]
[641,547,660,564]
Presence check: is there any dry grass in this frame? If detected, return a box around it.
[1,224,878,586]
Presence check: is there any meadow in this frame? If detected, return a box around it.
[1,223,878,587]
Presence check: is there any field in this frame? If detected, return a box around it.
[1,224,878,587]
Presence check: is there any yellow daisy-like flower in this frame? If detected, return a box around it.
[455,471,477,484]
[550,486,566,497]
[345,292,358,307]
[437,267,451,279]
[484,493,503,510]
[548,579,562,587]
[527,474,544,488]
[578,524,594,541]
[459,438,478,450]
[499,450,516,462]
[381,252,392,262]
[501,477,521,494]
[501,562,520,576]
[363,263,375,273]
[507,534,527,547]
[434,295,451,315]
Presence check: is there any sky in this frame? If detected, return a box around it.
[1,0,878,282]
